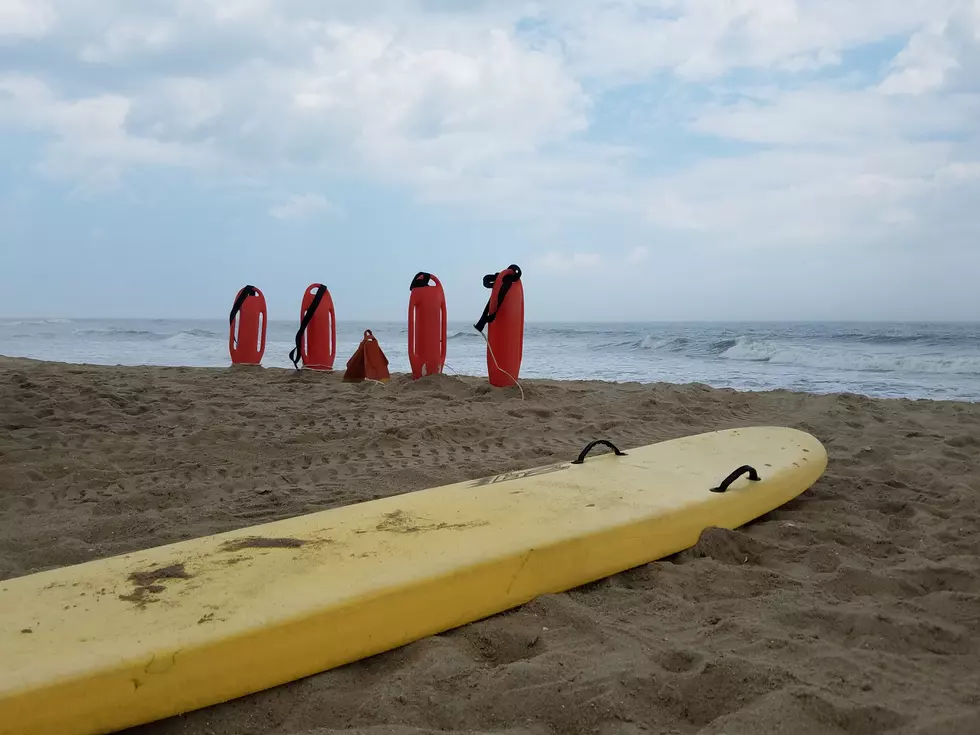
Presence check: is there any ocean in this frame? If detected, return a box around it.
[2,319,979,402]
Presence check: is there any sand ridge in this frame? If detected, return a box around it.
[1,355,979,734]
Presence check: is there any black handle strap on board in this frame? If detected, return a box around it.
[709,465,761,493]
[229,285,257,348]
[474,264,522,333]
[289,284,328,370]
[571,439,628,465]
[229,285,257,325]
[410,272,433,290]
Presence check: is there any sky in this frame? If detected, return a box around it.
[1,0,979,323]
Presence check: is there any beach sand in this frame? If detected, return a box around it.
[2,354,979,735]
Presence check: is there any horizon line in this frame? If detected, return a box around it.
[2,316,979,325]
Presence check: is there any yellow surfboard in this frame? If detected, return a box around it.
[0,426,826,735]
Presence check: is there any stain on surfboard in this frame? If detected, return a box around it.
[468,463,570,488]
[375,510,488,534]
[220,537,306,552]
[119,564,193,609]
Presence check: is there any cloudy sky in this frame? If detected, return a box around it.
[1,0,978,322]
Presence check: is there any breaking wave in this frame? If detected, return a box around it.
[637,335,690,351]
[72,327,221,341]
[718,336,980,375]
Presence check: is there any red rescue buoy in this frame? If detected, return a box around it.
[228,284,267,365]
[289,283,336,371]
[408,271,447,380]
[474,264,523,387]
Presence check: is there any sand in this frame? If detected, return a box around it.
[2,354,980,735]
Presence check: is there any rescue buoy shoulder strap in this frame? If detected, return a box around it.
[474,264,521,333]
[410,272,433,290]
[229,285,257,325]
[289,284,328,369]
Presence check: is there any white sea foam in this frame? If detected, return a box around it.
[719,336,980,375]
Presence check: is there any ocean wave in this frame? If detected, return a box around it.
[637,335,690,351]
[72,327,221,341]
[719,336,980,375]
[74,328,162,338]
[709,338,739,353]
[591,334,724,354]
[828,331,972,347]
[2,318,74,326]
[448,330,482,340]
[10,332,57,340]
[161,331,223,349]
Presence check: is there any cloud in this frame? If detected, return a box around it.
[535,251,603,273]
[534,245,652,278]
[651,59,980,249]
[0,74,209,191]
[3,4,595,211]
[879,25,961,95]
[0,0,55,39]
[689,84,977,148]
[627,246,649,265]
[268,193,338,221]
[533,0,964,82]
[879,2,980,95]
[280,22,590,199]
[0,0,978,311]
[79,18,176,64]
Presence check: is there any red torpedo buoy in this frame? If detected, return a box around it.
[474,264,523,387]
[289,283,336,371]
[228,284,267,365]
[407,271,447,380]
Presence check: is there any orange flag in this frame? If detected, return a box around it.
[343,329,390,383]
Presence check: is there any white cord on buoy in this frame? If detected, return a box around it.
[475,326,525,401]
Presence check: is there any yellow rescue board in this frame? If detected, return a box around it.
[0,427,826,735]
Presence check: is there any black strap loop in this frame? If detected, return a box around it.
[229,285,257,348]
[571,439,627,465]
[474,264,522,333]
[289,284,328,370]
[410,272,433,290]
[229,285,257,325]
[709,465,761,493]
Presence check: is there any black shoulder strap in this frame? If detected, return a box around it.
[474,264,521,332]
[289,284,328,369]
[229,285,257,324]
[410,272,432,290]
